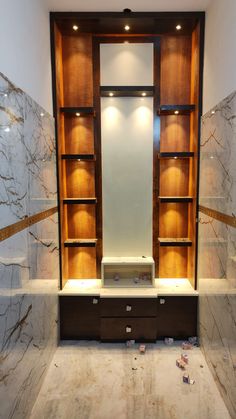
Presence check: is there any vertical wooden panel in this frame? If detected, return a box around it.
[160,115,190,152]
[66,161,95,198]
[159,203,188,238]
[64,115,94,155]
[188,22,201,288]
[62,34,93,107]
[160,36,191,105]
[159,247,188,278]
[159,159,189,197]
[67,205,96,239]
[68,248,97,279]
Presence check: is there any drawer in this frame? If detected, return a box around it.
[101,298,157,317]
[101,317,157,341]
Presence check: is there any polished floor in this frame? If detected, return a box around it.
[30,341,231,419]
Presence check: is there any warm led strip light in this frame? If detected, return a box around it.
[0,206,58,242]
[199,205,236,228]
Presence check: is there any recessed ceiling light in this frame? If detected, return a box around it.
[76,112,80,117]
[174,156,178,160]
[174,110,179,115]
[77,159,81,162]
[210,156,214,159]
[4,93,8,97]
[141,92,147,97]
[4,127,10,132]
[176,24,182,30]
[40,112,45,117]
[211,110,215,115]
[124,25,130,31]
[73,25,79,31]
[109,92,114,97]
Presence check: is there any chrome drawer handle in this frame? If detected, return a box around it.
[92,298,98,305]
[160,298,165,305]
[126,326,132,333]
[126,305,132,312]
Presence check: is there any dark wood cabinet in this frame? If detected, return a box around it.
[156,296,198,339]
[60,296,100,339]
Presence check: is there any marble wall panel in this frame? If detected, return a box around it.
[0,72,59,419]
[199,91,236,418]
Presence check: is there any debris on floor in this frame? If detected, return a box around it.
[164,337,174,345]
[139,344,146,354]
[176,358,186,370]
[183,373,195,385]
[182,341,193,350]
[189,337,198,346]
[126,339,135,347]
[181,353,189,364]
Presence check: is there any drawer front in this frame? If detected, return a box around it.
[60,296,100,339]
[156,296,198,338]
[101,317,157,341]
[101,298,157,318]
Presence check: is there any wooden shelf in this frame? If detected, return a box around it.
[100,86,154,97]
[61,154,96,161]
[60,107,95,116]
[158,105,195,115]
[64,239,97,248]
[159,196,193,203]
[158,152,194,159]
[158,238,192,247]
[63,198,97,205]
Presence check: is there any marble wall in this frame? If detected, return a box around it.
[0,72,59,419]
[198,91,236,418]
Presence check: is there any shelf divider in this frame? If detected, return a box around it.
[159,196,193,203]
[158,105,195,115]
[64,239,97,248]
[61,154,96,161]
[63,198,97,205]
[158,238,192,247]
[158,152,194,159]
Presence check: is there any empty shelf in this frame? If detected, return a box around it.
[158,238,192,247]
[61,154,96,161]
[63,198,97,204]
[158,105,195,115]
[158,152,194,158]
[159,196,193,203]
[64,239,97,247]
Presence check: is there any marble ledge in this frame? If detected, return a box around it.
[0,279,58,297]
[59,278,198,297]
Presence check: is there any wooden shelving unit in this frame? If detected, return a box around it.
[153,30,202,287]
[51,13,204,291]
[52,29,102,287]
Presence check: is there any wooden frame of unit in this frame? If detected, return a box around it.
[50,12,205,290]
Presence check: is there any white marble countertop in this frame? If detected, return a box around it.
[59,278,199,297]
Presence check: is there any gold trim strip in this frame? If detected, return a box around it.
[199,205,236,228]
[0,206,58,242]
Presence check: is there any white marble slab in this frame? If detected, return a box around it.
[199,90,236,418]
[0,72,59,419]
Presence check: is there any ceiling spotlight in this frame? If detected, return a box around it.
[211,110,215,115]
[124,25,130,31]
[4,93,8,97]
[174,110,179,115]
[73,25,79,31]
[40,112,45,117]
[77,159,81,162]
[174,156,178,160]
[4,127,10,132]
[109,92,114,97]
[76,112,80,117]
[141,92,147,97]
[176,24,182,30]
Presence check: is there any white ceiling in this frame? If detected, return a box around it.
[46,0,211,12]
